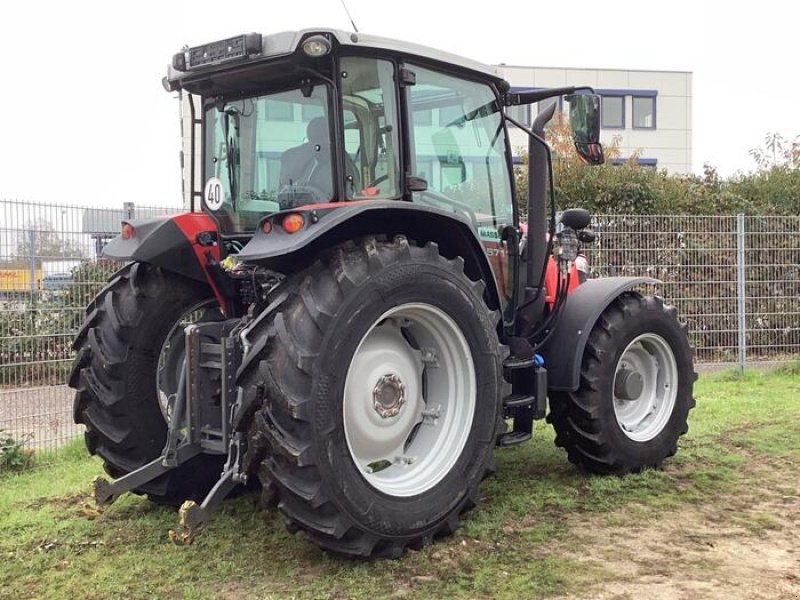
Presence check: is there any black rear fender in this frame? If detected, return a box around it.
[237,201,502,310]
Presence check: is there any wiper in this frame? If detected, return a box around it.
[445,99,498,129]
[222,107,240,206]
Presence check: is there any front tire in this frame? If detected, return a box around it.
[548,293,696,474]
[240,236,504,557]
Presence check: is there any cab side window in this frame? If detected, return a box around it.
[406,65,514,228]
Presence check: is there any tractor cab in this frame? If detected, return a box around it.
[166,30,519,237]
[164,28,603,321]
[165,29,595,238]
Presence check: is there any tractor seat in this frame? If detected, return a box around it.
[279,117,361,204]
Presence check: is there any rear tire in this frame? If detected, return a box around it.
[547,293,696,474]
[69,263,225,504]
[240,235,504,557]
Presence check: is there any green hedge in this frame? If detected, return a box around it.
[527,162,800,217]
[517,122,800,216]
[0,260,119,386]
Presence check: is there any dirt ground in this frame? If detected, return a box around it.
[553,460,800,600]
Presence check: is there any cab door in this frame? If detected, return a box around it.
[403,64,516,303]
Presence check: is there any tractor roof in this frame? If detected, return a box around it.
[164,28,506,93]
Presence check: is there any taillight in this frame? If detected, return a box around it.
[121,222,135,240]
[282,213,305,234]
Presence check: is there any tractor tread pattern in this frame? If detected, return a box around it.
[547,293,696,474]
[239,235,503,558]
[69,262,223,504]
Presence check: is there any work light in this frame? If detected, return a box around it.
[302,35,331,57]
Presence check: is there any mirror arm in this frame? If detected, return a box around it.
[506,85,594,106]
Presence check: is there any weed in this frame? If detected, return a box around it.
[774,358,800,376]
[0,429,34,472]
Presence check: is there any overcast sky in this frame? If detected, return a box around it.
[0,0,797,207]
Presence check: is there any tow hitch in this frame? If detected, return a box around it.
[91,319,246,543]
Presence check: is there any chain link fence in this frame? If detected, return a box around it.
[1,200,798,450]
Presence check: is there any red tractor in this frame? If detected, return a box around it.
[70,29,695,557]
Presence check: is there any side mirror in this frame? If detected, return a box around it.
[568,94,604,165]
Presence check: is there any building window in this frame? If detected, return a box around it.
[506,104,530,127]
[610,157,658,169]
[265,100,294,121]
[632,96,656,129]
[601,95,624,129]
[414,109,433,126]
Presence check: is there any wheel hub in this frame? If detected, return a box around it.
[373,373,406,418]
[612,333,679,442]
[614,368,644,401]
[157,299,219,423]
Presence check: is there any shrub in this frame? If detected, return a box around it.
[0,430,34,472]
[0,259,120,386]
[514,119,799,216]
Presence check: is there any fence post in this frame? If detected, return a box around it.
[736,214,746,372]
[27,229,37,295]
[123,201,135,220]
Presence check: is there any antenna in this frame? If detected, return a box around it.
[339,0,359,33]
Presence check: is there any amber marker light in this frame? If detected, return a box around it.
[282,213,305,234]
[261,220,272,234]
[121,222,135,240]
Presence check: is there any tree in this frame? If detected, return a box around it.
[12,219,85,266]
[514,111,626,213]
[726,132,800,215]
[749,132,800,170]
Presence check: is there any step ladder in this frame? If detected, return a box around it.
[497,354,547,447]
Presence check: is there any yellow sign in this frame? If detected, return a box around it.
[0,269,42,292]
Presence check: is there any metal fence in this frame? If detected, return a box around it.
[0,199,180,452]
[0,199,798,450]
[586,215,800,365]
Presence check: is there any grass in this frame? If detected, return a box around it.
[1,368,798,600]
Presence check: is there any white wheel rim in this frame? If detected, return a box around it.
[613,333,678,442]
[343,303,476,497]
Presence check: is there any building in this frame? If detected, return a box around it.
[497,65,693,173]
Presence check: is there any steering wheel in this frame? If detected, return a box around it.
[352,174,391,199]
[362,174,389,189]
[417,189,479,229]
